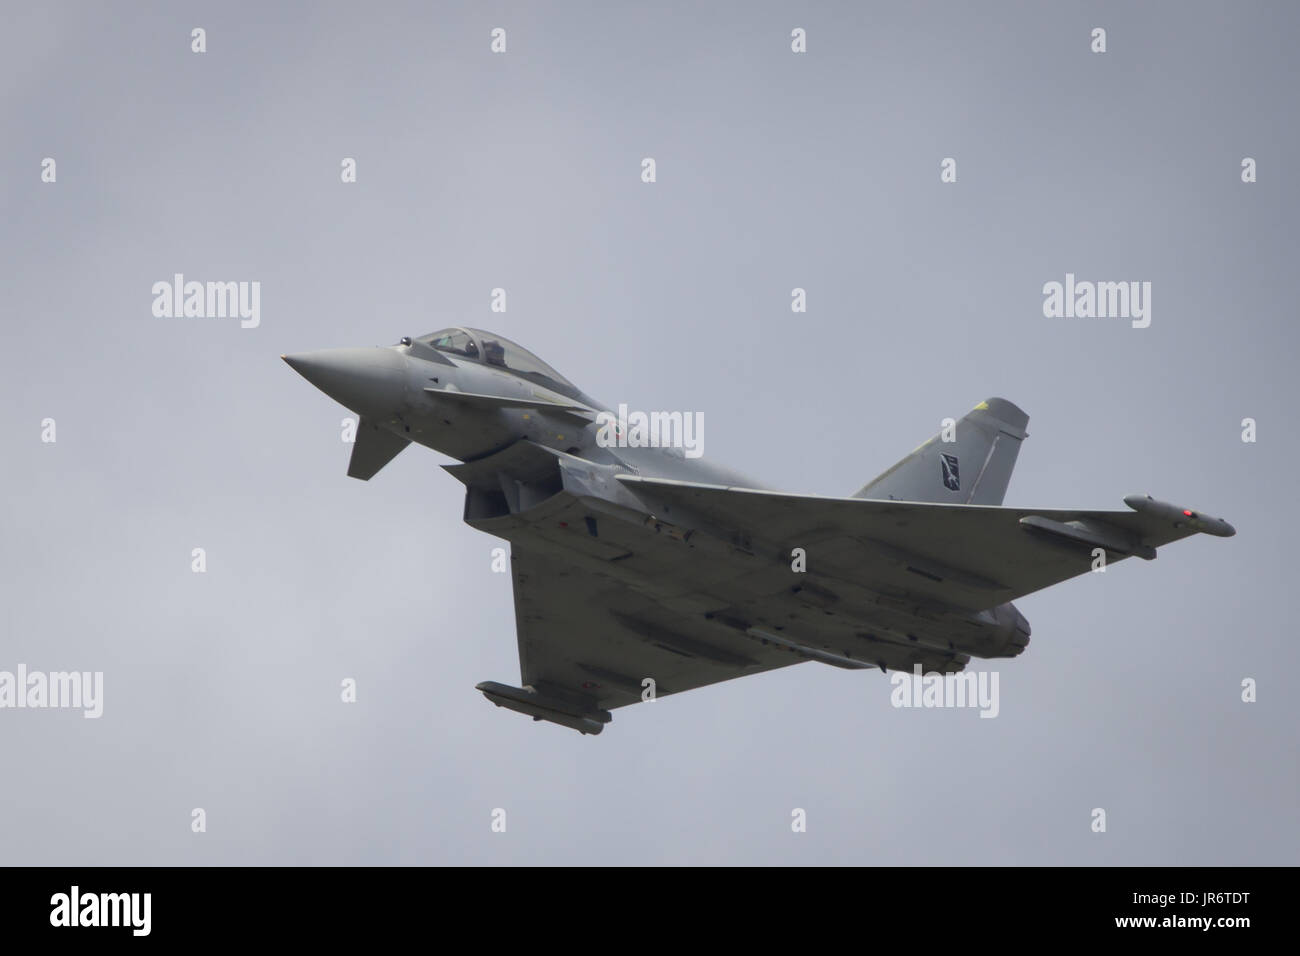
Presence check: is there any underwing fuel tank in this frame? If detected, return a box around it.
[475,681,611,735]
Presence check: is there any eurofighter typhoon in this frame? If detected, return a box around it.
[284,329,1234,735]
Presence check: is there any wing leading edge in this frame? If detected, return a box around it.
[615,475,1234,610]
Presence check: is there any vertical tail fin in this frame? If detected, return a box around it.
[853,398,1029,505]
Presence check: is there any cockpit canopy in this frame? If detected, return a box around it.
[418,328,587,404]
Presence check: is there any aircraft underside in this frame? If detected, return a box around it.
[448,437,1222,734]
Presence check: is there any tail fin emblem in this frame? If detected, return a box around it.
[941,454,960,491]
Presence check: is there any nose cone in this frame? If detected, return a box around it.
[282,347,408,417]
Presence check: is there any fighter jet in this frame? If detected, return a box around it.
[283,329,1235,735]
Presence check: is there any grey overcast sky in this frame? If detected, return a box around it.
[2,1,1296,865]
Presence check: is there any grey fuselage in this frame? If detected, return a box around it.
[284,330,1032,685]
[289,337,760,488]
[284,330,1241,734]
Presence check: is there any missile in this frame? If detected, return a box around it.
[475,681,611,735]
[1020,514,1157,560]
[1123,495,1236,538]
[746,627,875,670]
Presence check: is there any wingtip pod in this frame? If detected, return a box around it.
[1124,495,1236,538]
[475,681,610,735]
